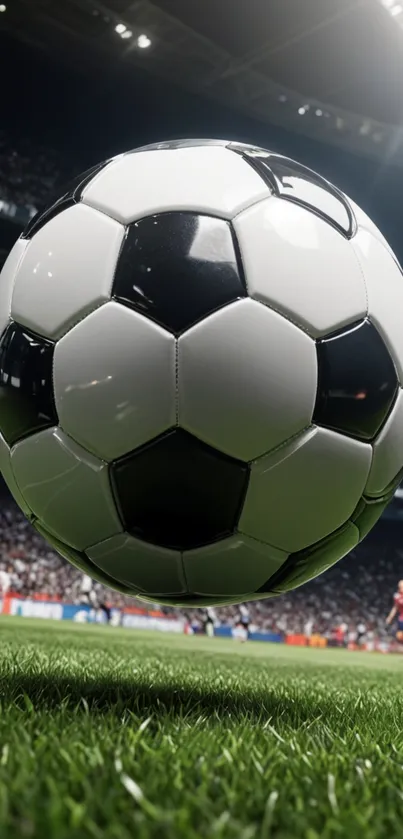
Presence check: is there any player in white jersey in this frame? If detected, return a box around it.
[80,574,98,606]
[238,604,250,629]
[0,568,11,597]
[203,607,216,637]
[80,574,112,623]
[232,603,250,642]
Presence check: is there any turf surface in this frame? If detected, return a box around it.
[0,617,402,838]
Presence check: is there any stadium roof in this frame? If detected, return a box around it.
[4,0,403,163]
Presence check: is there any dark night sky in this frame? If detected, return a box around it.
[1,31,403,259]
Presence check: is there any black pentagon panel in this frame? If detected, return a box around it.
[112,212,246,335]
[351,493,394,541]
[229,144,355,238]
[257,522,358,595]
[0,323,57,446]
[110,428,249,550]
[313,320,398,442]
[33,521,136,596]
[21,159,111,240]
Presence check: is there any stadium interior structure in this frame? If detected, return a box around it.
[1,0,403,636]
[4,0,403,162]
[4,5,403,838]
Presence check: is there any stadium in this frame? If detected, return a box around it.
[2,0,403,836]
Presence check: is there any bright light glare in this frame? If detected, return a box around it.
[115,23,126,34]
[137,33,152,49]
[391,3,403,14]
[315,109,323,116]
[121,30,133,39]
[298,106,306,115]
[0,5,6,11]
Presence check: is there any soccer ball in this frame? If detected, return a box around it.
[0,139,402,607]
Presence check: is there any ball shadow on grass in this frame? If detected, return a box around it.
[0,669,334,731]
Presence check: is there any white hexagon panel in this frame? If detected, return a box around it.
[0,238,28,338]
[53,301,176,461]
[82,145,270,224]
[87,533,186,595]
[270,522,360,594]
[346,193,396,258]
[352,229,403,382]
[365,389,403,497]
[239,426,372,552]
[178,297,317,461]
[10,427,122,550]
[0,432,31,517]
[233,196,367,337]
[11,204,125,340]
[183,535,287,597]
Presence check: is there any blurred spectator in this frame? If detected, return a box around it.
[0,129,76,211]
[0,497,399,639]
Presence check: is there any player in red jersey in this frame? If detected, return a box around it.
[386,580,403,642]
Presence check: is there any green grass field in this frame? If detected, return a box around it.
[0,618,403,838]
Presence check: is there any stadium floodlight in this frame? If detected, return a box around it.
[137,34,152,49]
[380,0,403,15]
[298,106,306,115]
[121,30,133,39]
[115,23,126,34]
[0,5,6,11]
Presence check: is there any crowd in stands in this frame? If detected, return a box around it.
[0,130,75,212]
[0,494,399,640]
